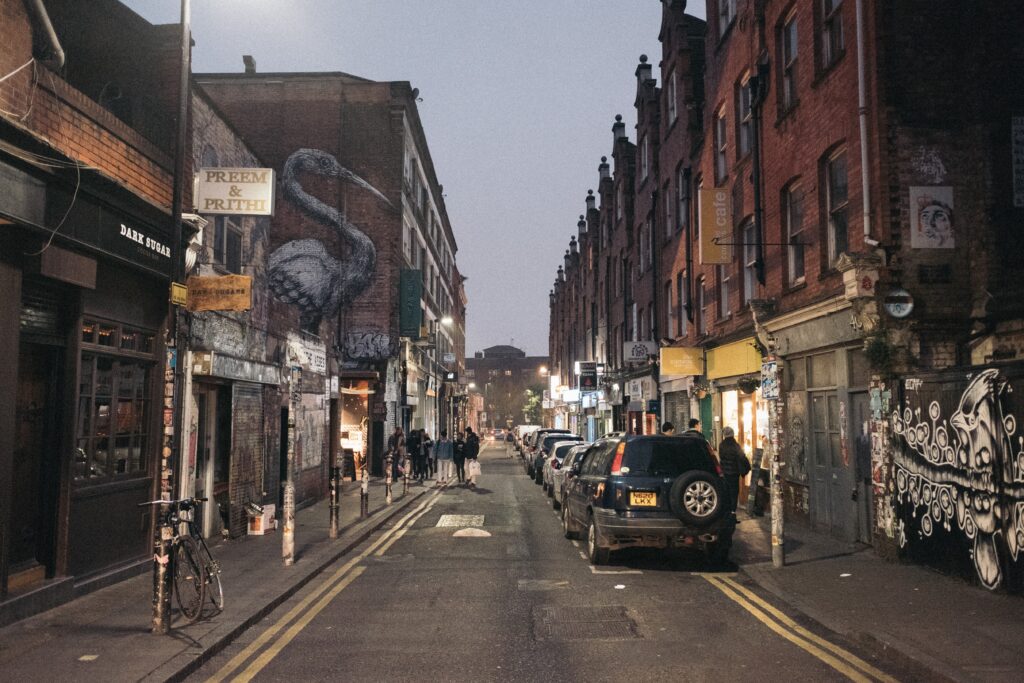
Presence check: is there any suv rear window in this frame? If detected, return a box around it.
[622,438,710,477]
[542,434,581,452]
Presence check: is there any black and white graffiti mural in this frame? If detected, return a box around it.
[892,369,1024,590]
[269,148,392,330]
[345,332,397,361]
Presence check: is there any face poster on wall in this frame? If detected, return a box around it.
[909,186,954,249]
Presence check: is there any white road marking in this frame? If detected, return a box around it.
[436,514,484,527]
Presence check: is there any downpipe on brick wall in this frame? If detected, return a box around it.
[282,363,301,566]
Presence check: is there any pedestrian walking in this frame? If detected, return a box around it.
[660,421,676,435]
[406,428,422,480]
[422,430,435,479]
[434,430,454,485]
[465,426,481,488]
[385,426,405,500]
[453,432,466,483]
[717,426,751,512]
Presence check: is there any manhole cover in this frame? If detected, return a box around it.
[532,605,639,641]
[436,514,484,527]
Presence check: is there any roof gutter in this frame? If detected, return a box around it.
[23,0,65,70]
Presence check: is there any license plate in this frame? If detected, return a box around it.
[630,491,657,506]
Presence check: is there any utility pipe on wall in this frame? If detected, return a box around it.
[856,0,877,246]
[24,0,65,70]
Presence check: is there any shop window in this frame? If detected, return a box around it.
[75,320,156,483]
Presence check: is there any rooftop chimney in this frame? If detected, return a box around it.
[243,55,256,74]
[612,115,626,144]
[557,265,565,282]
[635,54,653,86]
[586,190,597,212]
[599,157,610,180]
[570,235,578,255]
[577,214,587,237]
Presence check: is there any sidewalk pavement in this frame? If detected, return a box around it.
[732,512,1024,682]
[0,477,430,683]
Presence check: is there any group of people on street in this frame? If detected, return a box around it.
[661,418,765,514]
[385,425,481,487]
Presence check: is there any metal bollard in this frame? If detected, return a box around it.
[329,465,341,539]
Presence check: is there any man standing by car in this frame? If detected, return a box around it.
[717,426,751,512]
[683,418,706,440]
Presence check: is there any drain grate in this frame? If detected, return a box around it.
[532,605,639,641]
[436,514,484,527]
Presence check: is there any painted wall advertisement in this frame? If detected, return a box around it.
[761,360,779,400]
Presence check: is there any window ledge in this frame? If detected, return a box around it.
[812,51,847,88]
[775,102,800,127]
[783,280,807,295]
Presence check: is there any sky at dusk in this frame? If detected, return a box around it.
[123,1,707,357]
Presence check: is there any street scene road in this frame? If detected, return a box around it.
[190,442,906,682]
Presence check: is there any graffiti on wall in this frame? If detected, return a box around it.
[892,369,1024,589]
[345,332,396,360]
[269,148,392,330]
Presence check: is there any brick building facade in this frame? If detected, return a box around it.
[548,0,1024,590]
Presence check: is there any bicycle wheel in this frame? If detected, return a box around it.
[201,543,224,612]
[173,536,206,623]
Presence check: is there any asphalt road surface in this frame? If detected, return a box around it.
[191,441,914,682]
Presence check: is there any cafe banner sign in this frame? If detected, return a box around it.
[195,167,275,215]
[186,274,252,312]
[660,346,703,379]
[698,187,732,264]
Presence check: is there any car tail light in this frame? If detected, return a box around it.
[551,457,559,469]
[609,442,626,475]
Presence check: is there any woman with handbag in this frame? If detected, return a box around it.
[717,427,751,512]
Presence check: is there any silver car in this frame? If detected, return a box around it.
[543,440,589,500]
[550,443,592,510]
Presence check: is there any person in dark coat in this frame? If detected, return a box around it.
[453,432,467,483]
[464,427,481,487]
[717,426,751,512]
[405,428,421,480]
[683,418,707,441]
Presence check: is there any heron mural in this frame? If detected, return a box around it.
[269,148,392,330]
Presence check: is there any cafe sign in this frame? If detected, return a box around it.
[186,274,252,312]
[195,168,275,216]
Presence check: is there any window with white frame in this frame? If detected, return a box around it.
[719,0,737,36]
[742,219,758,305]
[785,183,806,284]
[821,0,845,69]
[826,151,849,266]
[718,263,731,319]
[737,77,752,158]
[715,108,728,182]
[213,216,242,274]
[781,13,799,111]
[667,70,678,124]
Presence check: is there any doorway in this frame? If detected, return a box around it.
[10,342,62,592]
[193,384,232,539]
[809,390,854,539]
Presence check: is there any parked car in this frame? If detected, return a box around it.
[524,428,571,476]
[552,446,593,509]
[542,440,588,494]
[533,433,583,483]
[561,434,735,566]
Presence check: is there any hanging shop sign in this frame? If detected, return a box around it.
[627,379,644,400]
[698,187,732,264]
[195,167,275,215]
[578,361,598,391]
[186,274,252,312]
[660,346,703,379]
[623,341,657,363]
[706,338,762,380]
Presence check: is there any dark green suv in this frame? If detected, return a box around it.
[560,434,735,566]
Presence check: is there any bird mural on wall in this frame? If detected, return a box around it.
[269,148,392,330]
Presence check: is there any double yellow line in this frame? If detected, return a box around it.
[207,489,444,683]
[702,574,897,683]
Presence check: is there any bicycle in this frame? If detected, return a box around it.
[139,497,224,623]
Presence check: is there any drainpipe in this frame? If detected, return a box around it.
[682,167,693,322]
[750,64,769,285]
[23,0,65,70]
[856,0,877,246]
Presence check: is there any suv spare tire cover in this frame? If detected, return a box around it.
[669,471,725,526]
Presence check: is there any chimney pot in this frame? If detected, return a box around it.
[586,190,597,211]
[613,115,626,143]
[243,55,256,74]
